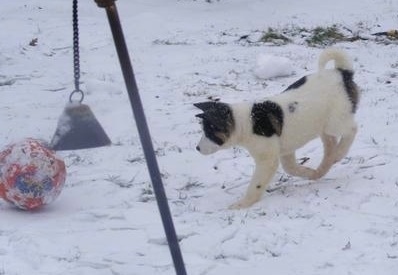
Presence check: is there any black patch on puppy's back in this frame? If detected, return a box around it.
[284,76,307,92]
[338,69,359,113]
[251,101,284,137]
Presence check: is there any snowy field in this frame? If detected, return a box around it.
[1,0,398,274]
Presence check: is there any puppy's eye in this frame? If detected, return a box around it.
[215,132,226,142]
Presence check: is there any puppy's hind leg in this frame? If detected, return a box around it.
[280,153,318,179]
[333,124,357,163]
[310,133,338,180]
[281,133,337,180]
[312,125,357,179]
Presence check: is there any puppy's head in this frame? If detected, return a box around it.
[194,101,235,155]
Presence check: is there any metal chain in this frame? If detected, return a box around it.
[70,0,84,103]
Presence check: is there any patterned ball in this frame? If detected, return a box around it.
[0,139,66,210]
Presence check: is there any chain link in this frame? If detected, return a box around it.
[69,89,85,103]
[70,0,83,103]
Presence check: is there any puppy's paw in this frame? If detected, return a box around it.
[308,166,332,180]
[307,171,322,180]
[228,198,257,209]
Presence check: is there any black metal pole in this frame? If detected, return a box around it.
[94,1,187,274]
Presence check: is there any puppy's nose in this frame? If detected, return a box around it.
[196,146,200,151]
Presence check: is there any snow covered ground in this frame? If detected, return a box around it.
[1,0,398,274]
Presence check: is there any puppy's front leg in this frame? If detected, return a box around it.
[229,154,279,209]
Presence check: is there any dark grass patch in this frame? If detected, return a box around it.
[256,25,366,47]
[305,25,347,46]
[260,28,291,45]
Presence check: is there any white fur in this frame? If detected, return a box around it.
[197,135,220,155]
[197,48,359,209]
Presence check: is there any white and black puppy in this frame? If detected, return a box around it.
[194,48,360,209]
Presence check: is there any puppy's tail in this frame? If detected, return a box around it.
[318,48,353,71]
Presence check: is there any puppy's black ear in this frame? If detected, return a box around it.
[194,102,217,111]
[195,113,206,119]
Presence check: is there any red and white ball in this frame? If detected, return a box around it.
[0,139,66,210]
